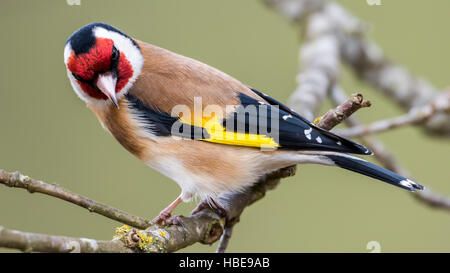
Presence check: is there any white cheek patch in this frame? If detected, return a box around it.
[93,27,143,99]
[64,44,93,104]
[66,70,88,102]
[64,43,72,65]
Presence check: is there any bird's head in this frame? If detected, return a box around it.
[64,23,143,108]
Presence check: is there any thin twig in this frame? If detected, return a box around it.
[0,170,150,229]
[330,86,410,176]
[413,188,450,210]
[216,225,234,253]
[315,93,371,130]
[336,90,450,138]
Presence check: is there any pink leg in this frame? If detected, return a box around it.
[151,195,183,226]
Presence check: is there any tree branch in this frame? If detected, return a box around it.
[336,90,450,138]
[0,210,224,253]
[413,188,450,210]
[314,93,371,130]
[0,170,150,230]
[0,168,294,252]
[216,225,234,253]
[0,226,129,253]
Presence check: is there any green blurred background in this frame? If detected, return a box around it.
[1,0,449,252]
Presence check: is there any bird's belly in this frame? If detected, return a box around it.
[142,140,267,202]
[144,155,210,202]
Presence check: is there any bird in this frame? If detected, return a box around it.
[64,22,423,225]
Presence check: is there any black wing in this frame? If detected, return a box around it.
[223,88,372,155]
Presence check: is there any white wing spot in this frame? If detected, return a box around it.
[258,101,265,105]
[336,141,342,146]
[316,136,322,143]
[406,179,418,186]
[282,114,292,120]
[304,128,312,140]
[399,180,413,189]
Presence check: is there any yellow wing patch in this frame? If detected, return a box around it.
[179,115,279,149]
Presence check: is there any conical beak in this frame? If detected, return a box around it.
[96,72,119,108]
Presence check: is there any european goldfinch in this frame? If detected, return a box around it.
[64,23,423,224]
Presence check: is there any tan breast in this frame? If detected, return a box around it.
[88,101,150,160]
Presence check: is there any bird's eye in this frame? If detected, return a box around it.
[111,46,120,62]
[72,73,86,82]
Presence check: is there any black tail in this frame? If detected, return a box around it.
[326,154,424,192]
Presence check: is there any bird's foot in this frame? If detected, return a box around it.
[191,200,208,215]
[150,210,184,228]
[150,195,185,228]
[191,199,230,222]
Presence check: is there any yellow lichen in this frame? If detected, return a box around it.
[113,225,132,239]
[159,230,166,238]
[313,116,322,125]
[113,226,155,252]
[137,232,153,251]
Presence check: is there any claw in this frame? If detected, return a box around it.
[150,213,187,241]
[191,201,209,216]
[191,198,230,223]
[151,211,180,226]
[151,195,184,226]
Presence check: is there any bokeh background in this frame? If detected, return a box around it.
[1,0,449,252]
